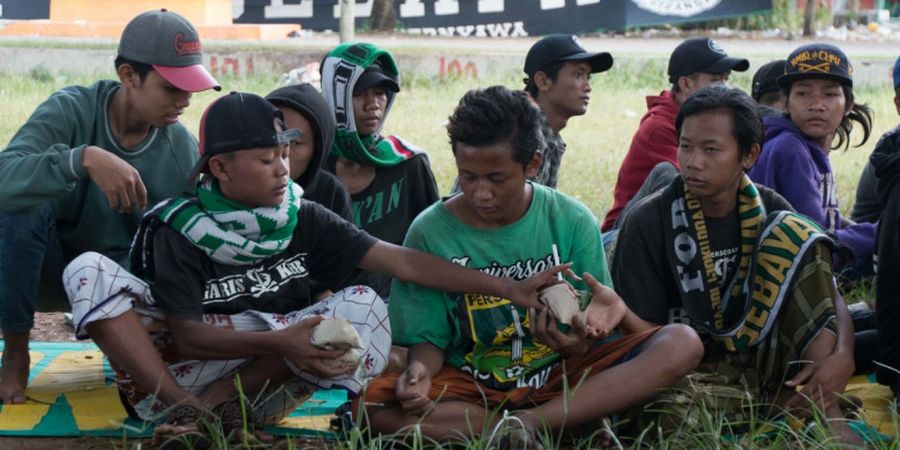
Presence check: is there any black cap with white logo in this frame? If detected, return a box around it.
[752,59,787,101]
[667,37,749,83]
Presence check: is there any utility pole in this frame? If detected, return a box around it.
[803,0,818,37]
[340,0,355,42]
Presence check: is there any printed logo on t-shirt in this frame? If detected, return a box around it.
[352,178,404,226]
[711,246,738,280]
[202,253,309,305]
[450,253,560,390]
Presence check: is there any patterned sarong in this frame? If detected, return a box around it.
[63,252,391,423]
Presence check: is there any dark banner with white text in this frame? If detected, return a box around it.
[234,0,773,36]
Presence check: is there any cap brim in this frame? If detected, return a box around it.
[354,72,400,93]
[558,51,614,73]
[154,64,221,92]
[777,72,852,89]
[701,57,750,75]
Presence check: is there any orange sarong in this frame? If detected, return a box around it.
[355,327,659,414]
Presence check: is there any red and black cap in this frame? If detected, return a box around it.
[187,92,300,182]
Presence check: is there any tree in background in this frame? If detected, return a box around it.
[804,0,819,36]
[370,0,396,31]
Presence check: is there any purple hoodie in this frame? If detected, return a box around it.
[749,116,876,262]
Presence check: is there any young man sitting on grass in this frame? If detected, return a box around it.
[62,92,566,448]
[612,85,859,445]
[359,86,703,446]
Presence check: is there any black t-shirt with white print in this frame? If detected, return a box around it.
[612,184,794,327]
[151,200,378,321]
[326,152,440,298]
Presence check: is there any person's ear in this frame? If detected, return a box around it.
[894,94,900,116]
[742,143,760,171]
[525,150,543,178]
[117,64,139,88]
[677,75,692,93]
[208,156,230,181]
[534,70,552,93]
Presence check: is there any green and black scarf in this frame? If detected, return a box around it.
[321,42,421,167]
[131,179,304,281]
[661,175,836,351]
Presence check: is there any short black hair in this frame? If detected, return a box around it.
[114,55,154,82]
[675,84,763,157]
[523,60,564,98]
[448,85,545,168]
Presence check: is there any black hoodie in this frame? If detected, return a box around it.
[871,125,900,390]
[266,84,352,222]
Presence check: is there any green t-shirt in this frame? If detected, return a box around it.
[389,183,610,390]
[0,80,198,262]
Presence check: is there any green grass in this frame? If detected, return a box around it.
[1,66,898,449]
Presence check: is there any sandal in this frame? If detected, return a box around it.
[212,399,274,445]
[213,399,248,434]
[155,404,212,450]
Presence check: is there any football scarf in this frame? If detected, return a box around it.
[131,179,303,281]
[661,174,836,351]
[320,42,418,167]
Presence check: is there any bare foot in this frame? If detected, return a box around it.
[0,333,30,404]
[829,418,865,449]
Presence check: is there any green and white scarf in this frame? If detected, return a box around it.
[321,42,418,167]
[131,179,304,280]
[661,174,836,351]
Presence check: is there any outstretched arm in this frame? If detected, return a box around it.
[580,272,656,335]
[359,241,568,309]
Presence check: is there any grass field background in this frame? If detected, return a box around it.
[1,62,896,222]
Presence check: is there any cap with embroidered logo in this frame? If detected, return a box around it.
[778,43,853,88]
[118,9,220,92]
[667,37,749,83]
[187,92,300,182]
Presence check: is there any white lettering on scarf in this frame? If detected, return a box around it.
[672,198,704,292]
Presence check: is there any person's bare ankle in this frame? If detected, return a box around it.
[197,377,236,409]
[0,331,31,404]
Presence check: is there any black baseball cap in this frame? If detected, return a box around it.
[778,43,854,88]
[118,9,219,92]
[751,59,787,101]
[667,37,749,83]
[524,34,613,77]
[354,61,400,93]
[187,92,300,182]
